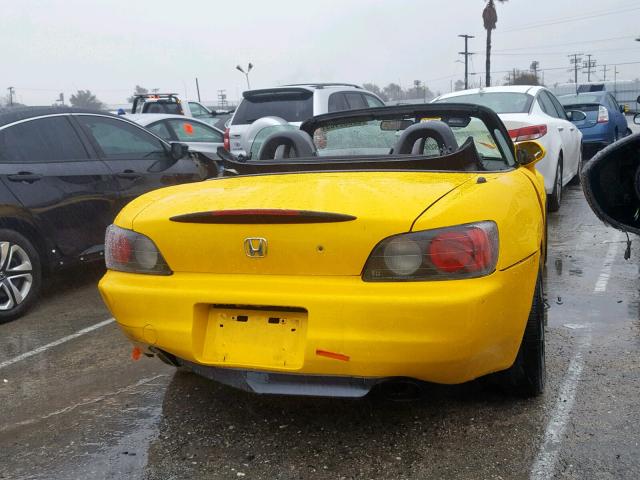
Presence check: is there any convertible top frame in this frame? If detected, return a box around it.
[215,104,516,176]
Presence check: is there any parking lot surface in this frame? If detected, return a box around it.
[2,150,640,479]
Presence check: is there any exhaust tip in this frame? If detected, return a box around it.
[377,378,425,401]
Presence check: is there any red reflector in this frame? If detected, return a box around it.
[132,346,142,361]
[508,124,547,142]
[223,128,230,151]
[428,227,492,273]
[316,349,350,362]
[112,235,132,264]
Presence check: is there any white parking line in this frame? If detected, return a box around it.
[594,231,623,293]
[531,229,623,478]
[0,318,115,370]
[530,333,592,480]
[0,373,167,433]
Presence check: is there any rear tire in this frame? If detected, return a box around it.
[498,275,546,397]
[0,229,42,323]
[547,159,563,213]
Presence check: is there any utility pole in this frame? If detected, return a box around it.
[7,87,15,106]
[601,64,609,82]
[530,61,540,84]
[458,34,474,90]
[614,66,620,97]
[195,77,201,102]
[568,54,583,94]
[217,89,227,109]
[583,54,596,82]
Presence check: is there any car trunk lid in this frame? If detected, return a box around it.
[561,103,600,128]
[131,171,474,276]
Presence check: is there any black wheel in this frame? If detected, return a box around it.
[0,229,42,323]
[547,159,563,213]
[499,275,546,397]
[614,129,620,142]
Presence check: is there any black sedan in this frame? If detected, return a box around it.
[0,106,210,322]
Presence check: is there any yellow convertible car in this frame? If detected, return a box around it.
[99,105,547,398]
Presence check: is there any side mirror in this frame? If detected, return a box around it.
[636,95,640,104]
[515,140,546,167]
[170,142,189,160]
[581,133,640,235]
[634,113,640,125]
[566,109,587,122]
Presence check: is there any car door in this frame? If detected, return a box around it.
[74,114,204,210]
[607,94,628,136]
[164,118,224,155]
[540,91,579,181]
[0,115,119,259]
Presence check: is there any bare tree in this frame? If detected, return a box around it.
[362,83,389,102]
[127,85,149,104]
[383,83,404,102]
[70,90,104,110]
[483,0,508,87]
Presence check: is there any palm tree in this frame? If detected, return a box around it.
[483,0,507,87]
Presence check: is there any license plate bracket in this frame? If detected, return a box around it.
[202,306,307,368]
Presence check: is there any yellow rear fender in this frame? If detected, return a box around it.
[412,170,544,272]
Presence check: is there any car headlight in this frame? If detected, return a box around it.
[105,225,172,275]
[362,221,499,281]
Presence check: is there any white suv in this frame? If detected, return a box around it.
[225,83,385,156]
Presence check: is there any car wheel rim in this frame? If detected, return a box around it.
[0,242,33,311]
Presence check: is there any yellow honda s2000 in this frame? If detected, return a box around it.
[99,105,547,398]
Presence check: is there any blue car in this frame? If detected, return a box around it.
[559,92,630,158]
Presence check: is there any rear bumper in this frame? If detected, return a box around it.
[179,360,380,397]
[99,253,539,393]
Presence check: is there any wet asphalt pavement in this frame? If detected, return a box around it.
[2,140,640,479]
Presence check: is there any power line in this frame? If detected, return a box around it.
[493,35,636,53]
[501,5,640,33]
[490,46,640,57]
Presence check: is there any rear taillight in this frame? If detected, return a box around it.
[597,105,609,123]
[508,125,548,142]
[105,225,172,275]
[362,221,499,281]
[428,228,494,273]
[223,128,230,151]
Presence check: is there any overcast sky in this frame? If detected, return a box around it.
[3,0,640,106]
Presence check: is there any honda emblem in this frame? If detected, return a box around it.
[244,237,267,258]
